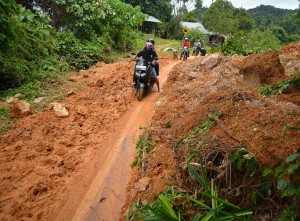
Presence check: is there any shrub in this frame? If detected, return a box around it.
[221,29,281,56]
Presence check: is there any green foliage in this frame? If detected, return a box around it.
[263,153,300,220]
[0,4,62,90]
[202,0,253,34]
[165,119,171,128]
[257,76,300,96]
[234,8,254,31]
[122,0,173,23]
[282,125,300,138]
[0,107,15,135]
[126,187,183,221]
[56,30,103,70]
[269,25,290,44]
[248,5,300,44]
[187,150,210,192]
[247,5,300,44]
[187,28,209,47]
[182,10,199,22]
[231,148,259,177]
[221,29,281,56]
[54,0,112,38]
[131,127,154,168]
[0,0,17,47]
[55,0,146,40]
[128,149,253,221]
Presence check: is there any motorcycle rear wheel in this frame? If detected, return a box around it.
[136,87,144,101]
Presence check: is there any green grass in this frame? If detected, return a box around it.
[0,107,15,135]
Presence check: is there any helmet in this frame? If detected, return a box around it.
[184,38,188,41]
[145,42,153,50]
[147,38,155,46]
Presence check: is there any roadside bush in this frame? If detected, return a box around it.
[56,30,103,70]
[0,4,61,90]
[221,29,281,56]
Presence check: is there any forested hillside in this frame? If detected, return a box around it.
[247,5,300,43]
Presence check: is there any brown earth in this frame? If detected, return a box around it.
[0,41,300,221]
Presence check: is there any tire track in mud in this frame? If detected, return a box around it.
[56,59,181,221]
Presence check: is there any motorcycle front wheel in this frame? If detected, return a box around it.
[136,87,144,101]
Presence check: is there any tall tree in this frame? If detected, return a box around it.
[234,8,253,31]
[202,0,253,34]
[181,0,203,22]
[202,0,236,34]
[171,0,199,34]
[248,5,300,37]
[121,0,173,22]
[54,0,146,39]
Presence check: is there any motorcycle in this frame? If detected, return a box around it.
[193,46,206,56]
[182,46,189,60]
[193,45,201,56]
[131,53,156,101]
[200,47,206,56]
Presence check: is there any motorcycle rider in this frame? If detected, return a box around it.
[180,37,190,59]
[147,38,160,76]
[193,40,201,55]
[133,42,160,92]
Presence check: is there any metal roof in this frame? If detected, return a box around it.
[181,22,209,34]
[145,15,161,23]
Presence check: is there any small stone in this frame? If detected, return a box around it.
[134,177,151,192]
[33,97,44,103]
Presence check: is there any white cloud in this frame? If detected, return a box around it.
[202,0,299,10]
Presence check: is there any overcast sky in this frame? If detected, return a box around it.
[202,0,299,10]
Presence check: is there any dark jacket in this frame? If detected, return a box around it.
[136,49,158,62]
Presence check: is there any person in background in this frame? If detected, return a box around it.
[180,37,190,59]
[193,40,201,55]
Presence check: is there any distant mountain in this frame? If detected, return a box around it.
[247,4,300,37]
[247,5,298,20]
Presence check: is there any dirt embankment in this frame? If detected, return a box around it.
[122,42,300,220]
[0,51,177,220]
[0,41,300,221]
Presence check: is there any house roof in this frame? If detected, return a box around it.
[181,22,209,34]
[145,15,161,23]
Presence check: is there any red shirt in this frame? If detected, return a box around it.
[183,41,190,48]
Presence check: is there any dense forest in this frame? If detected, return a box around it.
[248,5,300,44]
[0,0,299,93]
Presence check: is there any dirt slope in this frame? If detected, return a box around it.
[0,53,176,220]
[122,42,300,220]
[0,41,300,221]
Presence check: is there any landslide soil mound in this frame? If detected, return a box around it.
[122,42,300,220]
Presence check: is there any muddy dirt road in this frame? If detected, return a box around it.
[55,59,181,221]
[0,53,179,221]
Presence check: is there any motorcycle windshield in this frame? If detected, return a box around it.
[136,59,150,66]
[136,65,147,70]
